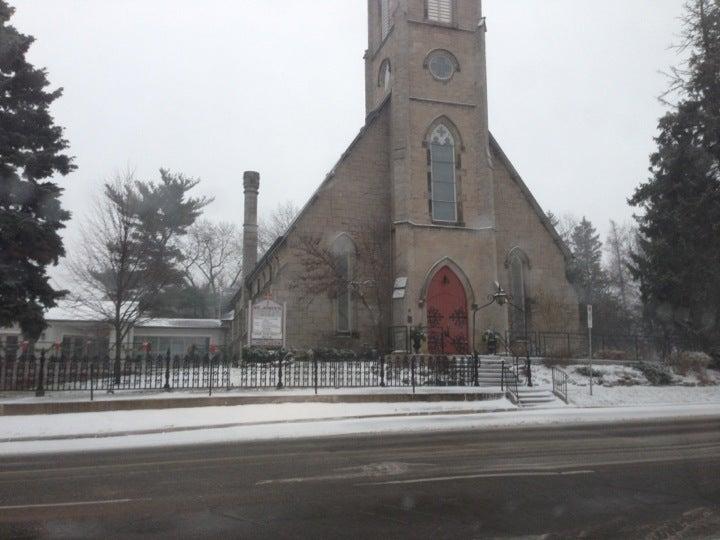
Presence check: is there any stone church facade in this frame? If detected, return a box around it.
[230,0,579,356]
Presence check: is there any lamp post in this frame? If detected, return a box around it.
[471,282,511,358]
[471,283,533,388]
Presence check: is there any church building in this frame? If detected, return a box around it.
[230,0,579,356]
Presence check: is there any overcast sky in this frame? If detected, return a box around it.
[12,0,685,253]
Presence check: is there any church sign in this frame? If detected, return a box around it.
[249,299,285,348]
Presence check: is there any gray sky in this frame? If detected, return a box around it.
[12,0,685,251]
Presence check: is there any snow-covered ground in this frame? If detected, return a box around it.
[0,399,515,441]
[0,385,501,404]
[2,402,719,457]
[534,363,720,407]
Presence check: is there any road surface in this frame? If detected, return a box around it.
[1,415,719,538]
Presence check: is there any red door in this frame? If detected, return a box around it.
[426,266,469,355]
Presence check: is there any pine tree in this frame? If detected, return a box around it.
[0,1,75,340]
[567,217,608,306]
[629,0,720,346]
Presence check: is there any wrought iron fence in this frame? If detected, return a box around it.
[236,354,481,392]
[500,331,696,361]
[1,352,494,396]
[552,367,569,403]
[0,350,230,396]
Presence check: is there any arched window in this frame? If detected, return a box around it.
[509,251,528,337]
[429,124,457,222]
[333,235,355,333]
[378,59,391,91]
[426,0,453,24]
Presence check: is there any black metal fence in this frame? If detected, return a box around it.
[238,354,481,392]
[387,326,694,362]
[1,351,230,396]
[1,352,496,397]
[510,331,698,362]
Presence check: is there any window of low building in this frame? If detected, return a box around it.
[133,336,211,357]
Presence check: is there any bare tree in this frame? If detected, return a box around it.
[182,220,244,316]
[68,174,152,377]
[67,171,208,380]
[258,201,300,254]
[292,221,392,351]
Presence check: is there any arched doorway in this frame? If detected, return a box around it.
[426,265,469,355]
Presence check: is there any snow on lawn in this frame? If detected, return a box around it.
[0,386,502,404]
[534,362,720,407]
[2,403,720,457]
[0,399,515,441]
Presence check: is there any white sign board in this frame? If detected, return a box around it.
[250,300,284,347]
[587,305,593,329]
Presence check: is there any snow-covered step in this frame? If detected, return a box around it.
[514,388,557,407]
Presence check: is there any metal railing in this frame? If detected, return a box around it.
[1,352,494,398]
[500,359,520,403]
[1,350,230,397]
[552,367,569,403]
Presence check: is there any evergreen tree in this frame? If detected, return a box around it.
[0,1,75,340]
[567,217,608,306]
[629,0,720,346]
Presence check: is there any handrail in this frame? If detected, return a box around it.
[551,367,569,403]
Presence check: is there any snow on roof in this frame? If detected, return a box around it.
[44,301,222,329]
[45,302,112,322]
[135,319,223,329]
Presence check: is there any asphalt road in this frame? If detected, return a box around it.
[1,416,720,539]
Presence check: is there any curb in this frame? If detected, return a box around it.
[0,392,505,416]
[0,407,516,444]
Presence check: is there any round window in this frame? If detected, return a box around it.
[428,51,455,81]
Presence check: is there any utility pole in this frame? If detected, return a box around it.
[587,304,593,396]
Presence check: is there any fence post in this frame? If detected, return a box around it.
[411,355,416,395]
[276,352,284,390]
[164,349,171,391]
[473,353,479,387]
[35,349,46,397]
[209,355,214,397]
[380,354,386,387]
[90,361,94,401]
[526,348,533,387]
[313,355,318,395]
[501,360,505,391]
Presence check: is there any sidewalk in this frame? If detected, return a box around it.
[0,387,506,416]
[0,399,517,443]
[2,402,719,457]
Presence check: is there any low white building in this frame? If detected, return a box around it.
[0,301,230,359]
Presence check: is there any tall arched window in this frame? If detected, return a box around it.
[378,59,391,91]
[509,252,528,337]
[333,235,355,333]
[426,0,453,24]
[429,124,457,222]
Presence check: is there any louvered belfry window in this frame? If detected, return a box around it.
[380,0,391,39]
[426,0,453,24]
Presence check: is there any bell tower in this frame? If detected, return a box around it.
[364,0,504,346]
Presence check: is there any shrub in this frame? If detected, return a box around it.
[666,351,712,376]
[542,357,573,368]
[638,362,673,386]
[575,366,602,378]
[595,349,627,360]
[242,346,283,363]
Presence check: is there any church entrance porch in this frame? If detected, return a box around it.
[426,266,469,355]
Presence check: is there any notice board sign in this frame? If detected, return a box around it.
[249,299,285,348]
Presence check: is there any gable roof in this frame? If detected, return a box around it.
[489,133,573,261]
[242,94,393,291]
